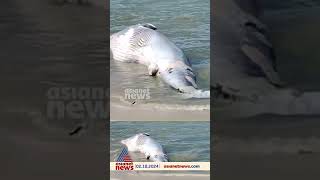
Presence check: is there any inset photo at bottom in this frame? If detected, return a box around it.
[110,121,210,180]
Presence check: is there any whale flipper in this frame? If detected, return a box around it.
[148,64,159,76]
[243,22,273,48]
[142,23,157,30]
[240,15,285,87]
[241,44,284,86]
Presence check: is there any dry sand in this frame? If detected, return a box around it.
[111,105,210,121]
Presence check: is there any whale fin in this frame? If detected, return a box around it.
[142,23,157,30]
[241,43,284,86]
[240,17,285,87]
[143,133,150,136]
[185,75,198,89]
[244,22,273,48]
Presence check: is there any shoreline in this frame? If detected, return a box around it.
[111,105,210,121]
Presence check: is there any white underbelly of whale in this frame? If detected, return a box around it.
[121,133,168,162]
[110,23,210,98]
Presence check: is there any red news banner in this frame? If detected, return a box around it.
[110,162,210,171]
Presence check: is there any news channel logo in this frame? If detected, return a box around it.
[115,147,134,171]
[124,88,151,100]
[46,87,108,120]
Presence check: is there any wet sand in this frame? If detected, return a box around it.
[111,105,210,121]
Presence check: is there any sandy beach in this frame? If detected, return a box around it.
[214,115,320,179]
[111,105,210,121]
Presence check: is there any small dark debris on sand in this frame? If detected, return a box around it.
[69,123,87,136]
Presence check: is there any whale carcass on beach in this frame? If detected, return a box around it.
[110,23,209,98]
[121,133,168,162]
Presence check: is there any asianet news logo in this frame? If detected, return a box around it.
[46,87,108,120]
[124,88,151,100]
[115,147,134,171]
